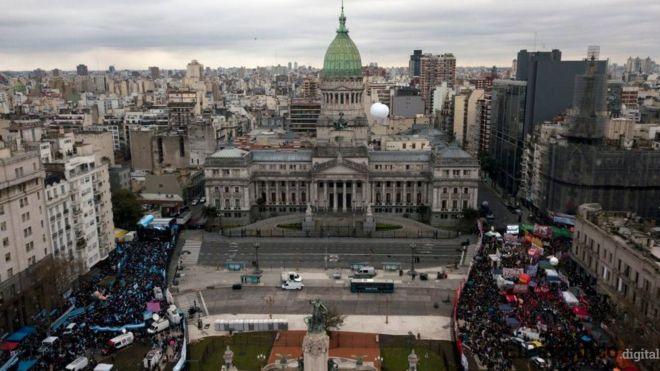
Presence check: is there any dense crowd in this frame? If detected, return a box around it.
[0,234,183,370]
[457,229,622,370]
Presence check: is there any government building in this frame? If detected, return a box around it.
[204,5,480,227]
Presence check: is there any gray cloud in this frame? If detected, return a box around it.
[0,0,658,70]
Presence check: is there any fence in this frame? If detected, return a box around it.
[222,227,457,239]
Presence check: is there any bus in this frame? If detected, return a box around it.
[350,279,394,293]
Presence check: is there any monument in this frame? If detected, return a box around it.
[221,346,238,371]
[302,299,330,371]
[363,204,375,234]
[302,203,314,233]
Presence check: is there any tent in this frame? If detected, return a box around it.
[146,301,161,313]
[505,317,521,328]
[572,306,590,319]
[519,273,531,284]
[6,327,35,342]
[0,341,19,351]
[17,360,37,371]
[562,291,579,306]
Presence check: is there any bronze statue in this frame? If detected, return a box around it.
[305,298,328,333]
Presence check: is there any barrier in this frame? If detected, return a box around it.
[452,228,482,371]
[172,320,187,371]
[90,323,146,333]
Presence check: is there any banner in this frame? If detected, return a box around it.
[513,284,528,294]
[502,267,524,279]
[526,264,538,277]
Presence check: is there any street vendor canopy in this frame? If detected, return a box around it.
[562,291,579,306]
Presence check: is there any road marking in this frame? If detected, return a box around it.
[198,291,209,316]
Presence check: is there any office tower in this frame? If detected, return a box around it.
[516,49,607,136]
[488,80,527,196]
[149,66,160,79]
[409,49,422,78]
[108,65,115,74]
[76,64,88,76]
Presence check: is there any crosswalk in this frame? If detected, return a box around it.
[181,239,202,265]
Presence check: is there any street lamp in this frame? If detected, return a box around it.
[253,242,261,274]
[409,242,417,276]
[257,353,266,368]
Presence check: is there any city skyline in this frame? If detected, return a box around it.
[1,0,659,71]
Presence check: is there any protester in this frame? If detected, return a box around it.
[0,233,183,369]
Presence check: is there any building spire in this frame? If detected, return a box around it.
[338,0,348,33]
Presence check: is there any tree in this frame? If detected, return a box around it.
[324,306,345,333]
[111,189,142,230]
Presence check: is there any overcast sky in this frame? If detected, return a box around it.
[1,0,658,71]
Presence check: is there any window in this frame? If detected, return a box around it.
[0,222,5,232]
[442,200,447,210]
[4,253,10,262]
[452,200,458,210]
[19,197,29,208]
[25,241,34,252]
[222,169,230,176]
[234,199,241,209]
[453,170,460,176]
[463,187,469,194]
[6,268,12,278]
[443,188,447,194]
[2,237,8,247]
[0,205,3,215]
[453,188,458,194]
[463,170,471,176]
[463,200,468,209]
[234,187,239,193]
[23,227,32,237]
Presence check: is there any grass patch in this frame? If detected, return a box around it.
[375,223,403,231]
[381,347,446,371]
[379,337,458,371]
[187,332,275,371]
[277,223,302,230]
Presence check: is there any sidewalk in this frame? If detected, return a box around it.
[187,313,452,342]
[175,264,467,294]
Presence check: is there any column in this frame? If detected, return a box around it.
[275,181,280,205]
[324,181,328,210]
[333,181,338,212]
[342,181,347,212]
[352,181,356,210]
[363,181,368,207]
[413,181,417,205]
[285,181,289,205]
[381,181,385,206]
[265,182,270,205]
[402,181,407,205]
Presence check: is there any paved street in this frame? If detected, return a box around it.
[196,234,471,269]
[478,181,527,229]
[181,285,454,317]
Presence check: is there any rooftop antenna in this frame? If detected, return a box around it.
[587,45,600,61]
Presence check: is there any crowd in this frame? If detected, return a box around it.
[457,226,623,370]
[0,233,183,370]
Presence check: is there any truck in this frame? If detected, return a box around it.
[281,280,304,290]
[166,304,182,325]
[352,266,377,278]
[281,271,302,283]
[105,332,134,354]
[147,318,170,334]
[143,349,163,370]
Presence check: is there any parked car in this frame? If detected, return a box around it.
[191,199,199,206]
[199,197,206,204]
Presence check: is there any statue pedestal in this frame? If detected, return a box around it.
[302,331,329,371]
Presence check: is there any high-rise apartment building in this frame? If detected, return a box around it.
[420,53,456,113]
[0,147,52,330]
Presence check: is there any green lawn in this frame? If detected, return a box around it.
[379,338,458,371]
[375,223,403,231]
[277,223,302,230]
[187,332,275,371]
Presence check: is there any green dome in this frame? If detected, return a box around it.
[322,5,362,79]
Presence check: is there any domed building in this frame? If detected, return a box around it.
[316,3,369,145]
[203,4,480,228]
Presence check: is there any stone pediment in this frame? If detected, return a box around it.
[313,158,368,174]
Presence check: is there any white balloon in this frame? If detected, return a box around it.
[370,102,389,123]
[549,256,559,266]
